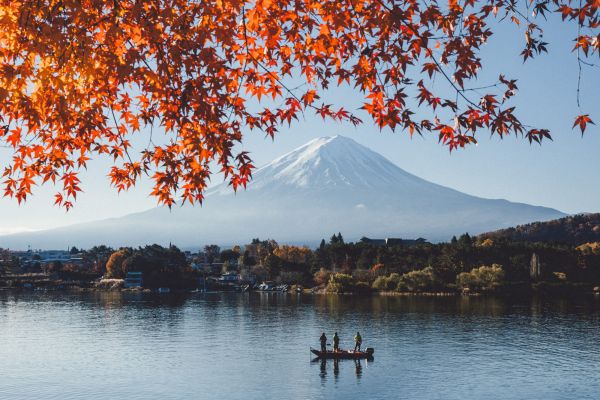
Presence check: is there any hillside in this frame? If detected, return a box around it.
[478,213,600,244]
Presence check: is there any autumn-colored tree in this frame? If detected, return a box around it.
[273,245,312,265]
[313,267,332,286]
[105,247,133,278]
[577,242,600,254]
[0,1,597,208]
[370,263,386,276]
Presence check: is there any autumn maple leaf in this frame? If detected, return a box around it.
[0,0,595,209]
[573,114,595,135]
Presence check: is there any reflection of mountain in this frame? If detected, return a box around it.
[1,135,565,249]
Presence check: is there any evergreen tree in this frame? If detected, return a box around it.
[319,239,326,250]
[330,234,339,245]
[458,233,472,247]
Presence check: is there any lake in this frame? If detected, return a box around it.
[1,291,600,400]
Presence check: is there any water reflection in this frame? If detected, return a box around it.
[333,359,339,381]
[354,359,363,379]
[313,358,367,382]
[319,359,327,381]
[3,291,600,399]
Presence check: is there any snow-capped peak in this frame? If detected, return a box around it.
[0,135,566,249]
[209,135,423,195]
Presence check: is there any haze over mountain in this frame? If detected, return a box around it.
[0,135,566,249]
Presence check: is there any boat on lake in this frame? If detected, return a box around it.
[310,347,374,360]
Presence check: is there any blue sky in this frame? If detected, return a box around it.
[0,16,598,235]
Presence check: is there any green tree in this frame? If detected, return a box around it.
[326,273,355,293]
[263,254,282,280]
[220,249,241,263]
[457,264,505,292]
[330,234,339,245]
[397,267,439,292]
[204,245,221,264]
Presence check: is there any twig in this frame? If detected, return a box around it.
[109,105,134,165]
[576,0,582,109]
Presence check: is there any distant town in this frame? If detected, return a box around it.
[2,214,600,296]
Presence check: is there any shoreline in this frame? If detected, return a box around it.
[2,285,599,298]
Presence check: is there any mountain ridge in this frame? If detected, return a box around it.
[478,213,600,245]
[0,135,566,249]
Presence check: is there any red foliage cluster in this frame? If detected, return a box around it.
[0,0,597,208]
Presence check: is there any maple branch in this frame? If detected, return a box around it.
[430,56,482,110]
[109,105,134,166]
[240,6,305,114]
[375,0,482,110]
[576,0,583,109]
[459,83,500,93]
[579,59,599,68]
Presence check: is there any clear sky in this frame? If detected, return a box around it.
[0,16,598,235]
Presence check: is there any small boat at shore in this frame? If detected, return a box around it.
[310,347,374,360]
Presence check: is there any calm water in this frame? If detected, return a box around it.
[1,291,600,400]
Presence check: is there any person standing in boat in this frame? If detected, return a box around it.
[319,332,327,352]
[333,332,340,352]
[354,331,362,352]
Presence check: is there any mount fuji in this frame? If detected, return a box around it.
[0,135,565,249]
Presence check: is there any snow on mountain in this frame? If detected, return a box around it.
[0,135,566,249]
[209,136,423,194]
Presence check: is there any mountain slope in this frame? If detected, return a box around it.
[0,136,566,249]
[478,213,600,244]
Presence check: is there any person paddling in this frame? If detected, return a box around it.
[354,331,362,352]
[333,332,340,352]
[319,332,327,352]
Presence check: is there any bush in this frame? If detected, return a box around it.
[352,269,372,283]
[313,268,331,286]
[372,273,401,291]
[326,273,356,293]
[397,267,438,292]
[372,276,387,290]
[456,264,504,292]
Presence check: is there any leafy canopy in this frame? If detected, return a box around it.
[0,0,597,208]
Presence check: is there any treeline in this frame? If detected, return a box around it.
[202,232,600,293]
[479,213,600,245]
[304,233,599,293]
[105,245,196,289]
[6,229,600,294]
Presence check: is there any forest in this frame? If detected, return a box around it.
[3,214,600,294]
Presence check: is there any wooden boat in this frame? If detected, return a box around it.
[310,347,374,360]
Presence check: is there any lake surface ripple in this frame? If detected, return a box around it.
[1,291,600,400]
